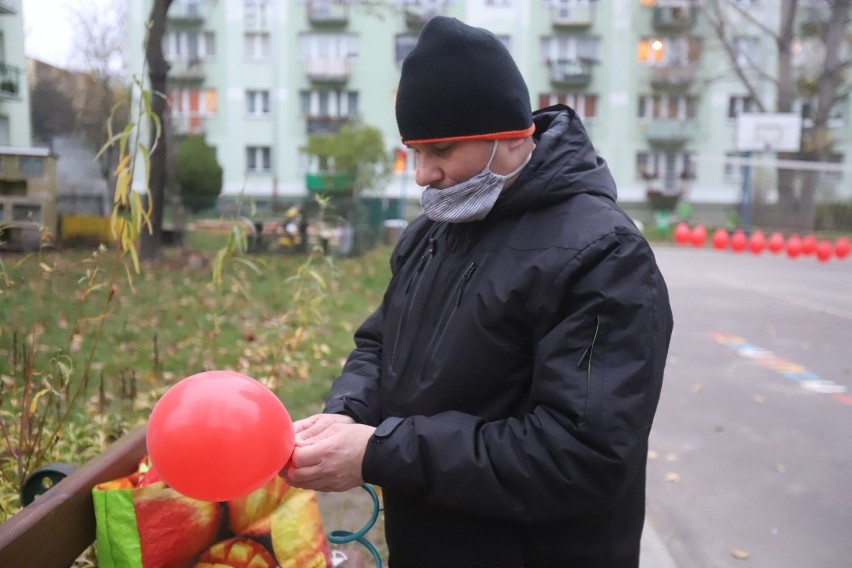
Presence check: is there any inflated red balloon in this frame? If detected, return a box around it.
[749,231,766,254]
[816,240,833,263]
[730,230,747,253]
[711,228,729,250]
[767,232,785,254]
[674,222,691,245]
[147,371,294,502]
[690,224,707,247]
[787,234,802,258]
[801,234,817,256]
[835,237,850,260]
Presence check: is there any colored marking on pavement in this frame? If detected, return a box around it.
[710,331,851,406]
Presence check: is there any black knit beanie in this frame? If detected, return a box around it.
[396,16,534,145]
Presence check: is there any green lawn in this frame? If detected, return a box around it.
[0,231,393,519]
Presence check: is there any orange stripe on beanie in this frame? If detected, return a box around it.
[396,17,534,145]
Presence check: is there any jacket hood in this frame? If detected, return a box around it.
[489,104,617,220]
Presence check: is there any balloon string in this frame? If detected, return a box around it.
[327,484,383,568]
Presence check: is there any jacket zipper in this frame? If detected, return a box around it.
[391,226,441,373]
[456,262,478,306]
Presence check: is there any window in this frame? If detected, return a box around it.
[395,34,417,65]
[299,90,359,118]
[732,36,759,67]
[299,32,359,60]
[245,0,270,28]
[636,151,695,183]
[540,36,600,63]
[164,30,216,60]
[246,146,271,174]
[12,203,42,222]
[538,93,598,119]
[19,157,45,176]
[246,90,270,116]
[728,96,758,119]
[638,94,698,120]
[486,0,511,5]
[724,152,747,183]
[637,36,699,65]
[170,88,217,116]
[245,32,270,60]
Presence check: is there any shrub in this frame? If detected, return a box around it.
[176,135,223,213]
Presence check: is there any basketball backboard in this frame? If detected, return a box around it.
[735,113,802,152]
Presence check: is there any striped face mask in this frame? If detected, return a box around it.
[420,140,532,224]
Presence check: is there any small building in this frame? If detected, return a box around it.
[0,146,58,251]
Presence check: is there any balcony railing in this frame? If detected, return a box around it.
[170,114,209,136]
[306,173,355,194]
[649,63,698,90]
[305,58,351,82]
[549,59,593,87]
[306,115,353,135]
[0,63,20,98]
[169,58,206,81]
[308,1,349,25]
[168,1,208,22]
[652,6,696,32]
[551,3,595,28]
[644,118,696,145]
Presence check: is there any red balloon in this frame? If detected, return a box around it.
[690,224,707,247]
[816,240,833,263]
[801,234,817,255]
[730,230,747,253]
[711,228,729,250]
[749,231,766,254]
[787,235,802,258]
[147,371,294,502]
[835,237,850,260]
[674,222,691,245]
[767,232,785,254]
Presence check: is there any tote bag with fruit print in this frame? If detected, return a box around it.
[92,457,330,568]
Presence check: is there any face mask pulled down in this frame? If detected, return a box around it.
[420,141,532,224]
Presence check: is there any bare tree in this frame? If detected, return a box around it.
[704,0,851,230]
[139,0,175,263]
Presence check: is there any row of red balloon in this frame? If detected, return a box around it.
[673,222,851,263]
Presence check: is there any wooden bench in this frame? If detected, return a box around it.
[0,425,147,568]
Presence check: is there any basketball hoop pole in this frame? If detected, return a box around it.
[740,151,753,234]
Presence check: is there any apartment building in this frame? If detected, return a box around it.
[127,0,851,223]
[0,0,31,146]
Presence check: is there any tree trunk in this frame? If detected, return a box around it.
[140,0,174,263]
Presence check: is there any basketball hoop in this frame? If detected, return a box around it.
[735,113,802,153]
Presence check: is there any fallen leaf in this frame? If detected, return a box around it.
[774,464,786,473]
[665,453,679,462]
[731,548,750,560]
[692,384,704,393]
[752,394,766,403]
[648,450,658,460]
[665,472,680,483]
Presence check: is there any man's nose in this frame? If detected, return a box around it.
[415,156,443,187]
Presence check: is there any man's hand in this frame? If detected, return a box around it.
[281,413,376,492]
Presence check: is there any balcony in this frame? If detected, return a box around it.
[306,172,355,194]
[308,1,349,25]
[549,59,593,87]
[0,63,20,98]
[551,3,595,28]
[0,1,16,14]
[170,114,208,136]
[652,6,696,32]
[649,63,698,90]
[644,118,696,145]
[168,0,208,23]
[305,58,351,83]
[306,115,353,135]
[169,58,206,81]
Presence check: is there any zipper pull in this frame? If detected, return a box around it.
[456,262,478,306]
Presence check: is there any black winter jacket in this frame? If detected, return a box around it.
[324,105,674,567]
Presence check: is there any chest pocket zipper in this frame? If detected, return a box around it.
[456,262,477,306]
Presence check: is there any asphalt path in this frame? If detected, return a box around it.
[645,244,852,568]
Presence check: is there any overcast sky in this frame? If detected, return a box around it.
[22,0,77,68]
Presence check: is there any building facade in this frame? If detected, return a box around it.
[0,0,31,147]
[127,0,851,223]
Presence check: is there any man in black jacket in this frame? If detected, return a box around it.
[283,16,674,568]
